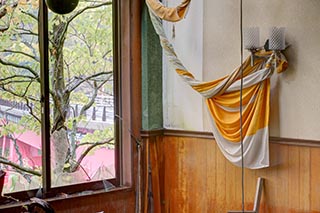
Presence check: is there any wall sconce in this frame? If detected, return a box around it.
[244,27,260,66]
[268,27,286,51]
[269,27,286,69]
[244,26,286,66]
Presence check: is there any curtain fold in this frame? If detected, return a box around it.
[146,0,191,22]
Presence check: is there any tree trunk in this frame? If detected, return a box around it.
[50,129,69,176]
[50,17,71,180]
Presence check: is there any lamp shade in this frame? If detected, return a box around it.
[244,27,260,50]
[45,0,79,14]
[269,27,286,51]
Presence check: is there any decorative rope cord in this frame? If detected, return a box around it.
[239,0,245,211]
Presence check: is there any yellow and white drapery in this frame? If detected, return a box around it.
[146,0,288,169]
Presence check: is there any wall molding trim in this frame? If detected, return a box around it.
[141,128,320,148]
[141,129,164,138]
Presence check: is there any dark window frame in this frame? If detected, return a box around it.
[1,0,127,201]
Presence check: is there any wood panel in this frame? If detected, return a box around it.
[151,135,320,213]
[310,148,320,211]
[288,146,300,212]
[206,136,216,211]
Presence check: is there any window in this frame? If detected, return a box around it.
[0,0,121,199]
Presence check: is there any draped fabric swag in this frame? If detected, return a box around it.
[146,0,288,169]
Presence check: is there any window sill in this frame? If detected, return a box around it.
[0,185,133,210]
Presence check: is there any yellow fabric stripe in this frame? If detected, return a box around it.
[213,84,260,108]
[206,80,270,143]
[186,56,261,94]
[191,75,228,92]
[176,69,194,78]
[146,0,191,22]
[277,60,288,73]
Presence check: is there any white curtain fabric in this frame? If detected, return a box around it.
[146,1,288,169]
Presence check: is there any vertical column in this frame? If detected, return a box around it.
[141,2,163,130]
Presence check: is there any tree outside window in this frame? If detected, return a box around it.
[0,0,116,195]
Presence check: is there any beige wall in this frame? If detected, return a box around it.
[163,0,204,130]
[163,0,320,140]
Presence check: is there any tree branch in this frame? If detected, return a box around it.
[17,32,38,37]
[77,74,111,117]
[0,58,40,80]
[79,81,98,116]
[21,9,38,22]
[0,25,9,32]
[0,1,18,32]
[0,7,7,19]
[77,140,114,147]
[26,95,40,103]
[0,156,41,176]
[0,74,34,81]
[7,134,23,166]
[102,49,112,59]
[24,97,41,123]
[0,79,35,86]
[59,1,112,48]
[68,27,93,56]
[0,74,37,83]
[21,39,39,60]
[0,80,35,99]
[66,71,112,93]
[70,138,114,172]
[2,49,39,62]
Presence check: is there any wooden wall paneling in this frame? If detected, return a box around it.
[164,136,181,213]
[265,143,289,212]
[299,147,311,211]
[155,136,165,211]
[162,136,173,213]
[275,144,289,212]
[176,137,188,213]
[155,133,320,213]
[243,166,256,211]
[310,147,320,211]
[215,140,226,212]
[225,156,237,211]
[234,160,244,211]
[149,137,162,213]
[263,143,278,212]
[288,146,300,212]
[206,138,216,211]
[161,136,170,213]
[185,138,208,213]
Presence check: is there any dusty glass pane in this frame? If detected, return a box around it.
[47,0,115,187]
[0,0,42,193]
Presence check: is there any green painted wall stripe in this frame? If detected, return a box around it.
[141,2,163,130]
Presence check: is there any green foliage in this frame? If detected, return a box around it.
[69,91,89,105]
[9,174,19,192]
[0,0,113,134]
[63,2,113,89]
[80,127,114,148]
[0,0,115,190]
[1,122,26,136]
[19,115,41,134]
